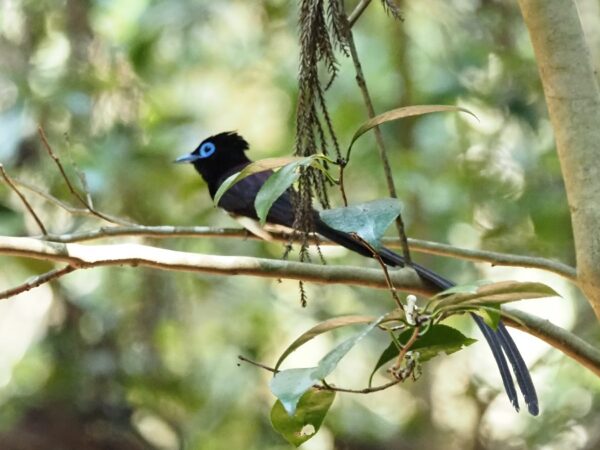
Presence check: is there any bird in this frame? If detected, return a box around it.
[175,131,539,415]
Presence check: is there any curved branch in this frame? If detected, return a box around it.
[503,308,600,377]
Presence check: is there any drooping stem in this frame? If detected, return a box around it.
[343,14,412,265]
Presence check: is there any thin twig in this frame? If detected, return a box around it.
[343,15,412,265]
[37,127,135,226]
[391,325,420,375]
[348,0,373,27]
[405,238,578,282]
[0,164,47,234]
[41,226,254,243]
[238,355,277,373]
[239,355,403,394]
[13,178,89,214]
[13,178,137,225]
[0,265,76,300]
[351,232,404,311]
[316,378,401,394]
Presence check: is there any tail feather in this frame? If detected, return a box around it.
[315,220,538,414]
[496,322,539,415]
[471,314,520,411]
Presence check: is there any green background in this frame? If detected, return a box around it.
[0,1,599,448]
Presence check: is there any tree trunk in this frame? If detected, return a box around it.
[518,0,600,318]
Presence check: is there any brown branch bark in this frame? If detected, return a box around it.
[0,265,76,300]
[503,308,600,377]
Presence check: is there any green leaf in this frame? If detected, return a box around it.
[274,315,376,371]
[254,157,317,225]
[319,198,402,250]
[432,280,560,309]
[347,105,476,157]
[213,156,307,206]
[270,315,384,415]
[270,388,335,447]
[480,304,501,330]
[368,324,476,386]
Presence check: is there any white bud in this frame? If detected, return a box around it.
[405,294,417,325]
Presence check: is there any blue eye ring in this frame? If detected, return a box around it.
[199,142,216,158]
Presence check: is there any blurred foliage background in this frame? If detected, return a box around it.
[1,0,600,449]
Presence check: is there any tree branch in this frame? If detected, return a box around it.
[0,235,430,294]
[406,238,577,282]
[39,226,577,281]
[517,0,600,317]
[348,0,372,27]
[1,235,597,374]
[503,308,600,377]
[0,265,76,300]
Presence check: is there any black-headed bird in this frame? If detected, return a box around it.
[175,131,538,415]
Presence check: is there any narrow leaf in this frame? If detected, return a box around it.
[480,304,501,330]
[255,157,315,224]
[251,155,334,224]
[319,198,402,250]
[213,157,307,206]
[347,105,476,156]
[433,281,560,309]
[271,315,384,415]
[270,389,335,447]
[274,315,376,371]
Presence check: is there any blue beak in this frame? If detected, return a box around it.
[173,153,200,164]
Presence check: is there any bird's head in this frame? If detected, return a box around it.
[174,131,251,183]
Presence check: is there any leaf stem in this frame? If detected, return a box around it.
[343,15,412,265]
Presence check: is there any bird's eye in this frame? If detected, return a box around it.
[199,142,216,158]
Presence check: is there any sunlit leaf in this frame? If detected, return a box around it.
[274,315,376,371]
[319,198,402,250]
[347,105,476,157]
[368,324,476,386]
[480,304,501,330]
[213,156,307,206]
[433,280,560,309]
[270,315,384,415]
[270,388,335,447]
[255,157,317,225]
